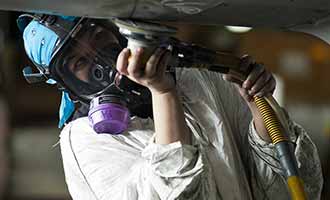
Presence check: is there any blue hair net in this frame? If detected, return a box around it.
[23,16,76,128]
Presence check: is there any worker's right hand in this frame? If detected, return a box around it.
[116,47,175,95]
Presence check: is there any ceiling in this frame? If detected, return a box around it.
[1,0,330,43]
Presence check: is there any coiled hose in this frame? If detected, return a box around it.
[254,96,307,200]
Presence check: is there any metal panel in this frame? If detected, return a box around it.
[0,0,136,18]
[0,0,329,43]
[291,16,330,44]
[0,0,328,27]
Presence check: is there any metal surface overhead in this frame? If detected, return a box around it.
[1,0,330,43]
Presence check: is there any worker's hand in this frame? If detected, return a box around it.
[116,47,175,95]
[223,55,276,102]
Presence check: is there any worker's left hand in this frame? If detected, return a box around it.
[223,55,276,102]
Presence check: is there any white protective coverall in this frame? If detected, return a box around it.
[60,68,323,200]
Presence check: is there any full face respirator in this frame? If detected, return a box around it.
[50,18,157,134]
[19,14,154,134]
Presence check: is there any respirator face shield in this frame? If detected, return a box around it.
[50,18,152,105]
[50,18,153,134]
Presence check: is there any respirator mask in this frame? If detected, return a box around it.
[50,18,153,134]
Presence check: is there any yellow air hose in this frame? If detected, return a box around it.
[224,68,308,199]
[254,96,307,200]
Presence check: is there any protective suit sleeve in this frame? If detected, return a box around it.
[176,68,252,145]
[248,118,323,199]
[60,117,216,200]
[175,68,322,199]
[140,141,215,200]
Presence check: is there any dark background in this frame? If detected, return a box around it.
[0,11,328,199]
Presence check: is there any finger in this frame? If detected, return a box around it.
[116,48,130,75]
[243,63,265,90]
[238,87,253,102]
[255,77,276,97]
[127,47,144,78]
[222,74,243,85]
[248,70,272,96]
[156,50,171,75]
[239,55,254,74]
[145,48,167,77]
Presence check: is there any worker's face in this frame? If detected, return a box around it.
[50,20,125,99]
[62,22,122,84]
[51,20,152,116]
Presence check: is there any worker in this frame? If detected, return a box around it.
[18,13,323,199]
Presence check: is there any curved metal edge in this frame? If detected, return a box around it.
[291,15,330,45]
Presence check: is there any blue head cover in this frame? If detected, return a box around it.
[22,15,76,128]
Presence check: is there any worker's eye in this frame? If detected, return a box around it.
[67,56,91,82]
[94,29,105,40]
[74,57,89,72]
